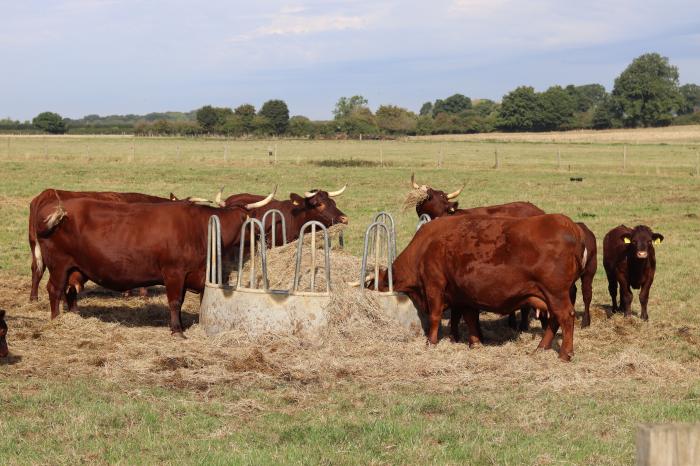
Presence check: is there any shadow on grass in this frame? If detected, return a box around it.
[75,302,198,330]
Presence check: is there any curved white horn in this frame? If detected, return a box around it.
[446,184,464,200]
[328,184,347,197]
[245,185,277,209]
[215,186,224,205]
[304,189,319,198]
[411,173,420,189]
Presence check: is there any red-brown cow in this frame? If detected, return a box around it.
[34,192,273,335]
[0,310,8,358]
[374,214,587,361]
[225,185,349,245]
[603,224,663,321]
[28,189,173,302]
[409,174,598,331]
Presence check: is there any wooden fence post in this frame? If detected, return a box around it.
[274,144,278,165]
[379,144,384,167]
[623,145,627,171]
[493,147,499,169]
[636,424,700,466]
[557,148,561,170]
[695,151,699,177]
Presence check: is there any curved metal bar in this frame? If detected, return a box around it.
[293,221,331,293]
[372,211,396,262]
[416,213,431,231]
[360,221,393,293]
[236,218,268,290]
[206,215,222,285]
[261,208,287,248]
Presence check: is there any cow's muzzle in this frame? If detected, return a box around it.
[636,251,648,259]
[338,215,349,225]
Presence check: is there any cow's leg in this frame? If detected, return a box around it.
[507,312,517,329]
[47,269,69,319]
[450,308,463,342]
[519,306,531,331]
[551,297,575,361]
[425,289,445,346]
[617,274,633,318]
[569,283,578,309]
[163,274,186,336]
[65,286,78,313]
[639,277,654,322]
[463,309,482,347]
[605,267,618,316]
[537,314,559,351]
[581,273,594,328]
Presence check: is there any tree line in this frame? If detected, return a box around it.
[3,53,699,137]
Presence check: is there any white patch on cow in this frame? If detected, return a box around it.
[34,243,43,271]
[44,205,67,229]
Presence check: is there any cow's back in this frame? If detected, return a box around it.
[457,201,545,218]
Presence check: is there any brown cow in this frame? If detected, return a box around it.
[409,173,545,334]
[225,185,349,245]
[409,174,598,331]
[603,224,663,321]
[28,189,173,302]
[34,192,273,335]
[0,310,8,358]
[374,213,586,361]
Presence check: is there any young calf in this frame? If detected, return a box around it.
[603,225,663,320]
[0,310,8,358]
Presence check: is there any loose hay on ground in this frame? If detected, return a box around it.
[2,271,699,406]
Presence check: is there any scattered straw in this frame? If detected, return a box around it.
[402,187,429,211]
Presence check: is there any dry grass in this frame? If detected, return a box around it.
[411,124,700,144]
[2,266,698,403]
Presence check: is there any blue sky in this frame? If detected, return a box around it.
[2,0,699,121]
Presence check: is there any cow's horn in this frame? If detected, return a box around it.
[446,184,464,199]
[304,189,319,198]
[245,186,276,209]
[215,186,224,206]
[411,173,420,189]
[328,184,347,197]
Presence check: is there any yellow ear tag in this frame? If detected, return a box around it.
[292,200,300,206]
[623,237,631,244]
[653,238,661,245]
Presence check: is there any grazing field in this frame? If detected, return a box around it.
[1,134,700,464]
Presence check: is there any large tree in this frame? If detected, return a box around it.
[234,104,256,133]
[432,93,472,116]
[612,53,681,127]
[537,85,576,131]
[258,99,290,135]
[333,96,368,120]
[678,84,700,115]
[496,86,540,131]
[196,105,232,133]
[32,112,67,134]
[376,105,418,134]
[565,84,607,112]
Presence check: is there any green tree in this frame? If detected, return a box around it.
[612,53,681,127]
[258,100,290,135]
[537,86,576,130]
[565,84,607,112]
[472,99,498,117]
[196,105,232,133]
[376,105,418,134]
[219,115,246,137]
[252,115,274,136]
[333,96,369,120]
[287,116,314,137]
[32,112,67,134]
[415,115,434,135]
[496,86,540,131]
[678,84,700,115]
[234,104,256,133]
[592,95,621,129]
[432,94,472,116]
[419,102,433,116]
[338,107,378,137]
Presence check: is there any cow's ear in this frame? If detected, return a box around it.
[622,235,631,244]
[290,193,304,206]
[169,193,178,201]
[652,233,664,245]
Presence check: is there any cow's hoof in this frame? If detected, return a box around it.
[558,352,573,362]
[468,341,482,349]
[172,331,187,339]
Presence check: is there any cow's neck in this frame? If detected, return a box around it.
[627,253,650,287]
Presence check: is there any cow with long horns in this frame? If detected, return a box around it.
[225,185,349,245]
[33,189,275,335]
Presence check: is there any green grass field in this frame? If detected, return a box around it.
[1,134,699,464]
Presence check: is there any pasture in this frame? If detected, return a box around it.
[1,132,700,464]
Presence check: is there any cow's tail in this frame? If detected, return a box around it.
[580,247,588,271]
[37,190,67,237]
[34,243,43,271]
